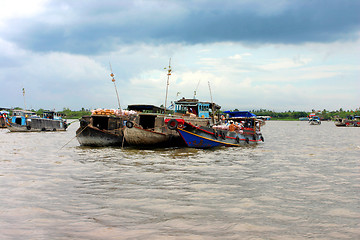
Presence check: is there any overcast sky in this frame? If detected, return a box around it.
[1,0,359,112]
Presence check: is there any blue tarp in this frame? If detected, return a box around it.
[223,111,257,118]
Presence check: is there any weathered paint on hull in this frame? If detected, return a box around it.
[76,125,124,147]
[0,118,7,128]
[7,124,66,132]
[124,126,172,146]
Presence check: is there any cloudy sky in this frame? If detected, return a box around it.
[1,0,359,112]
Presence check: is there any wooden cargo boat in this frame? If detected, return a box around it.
[76,109,133,147]
[8,110,68,132]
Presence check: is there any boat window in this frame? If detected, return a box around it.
[139,115,156,129]
[15,117,22,125]
[92,116,108,130]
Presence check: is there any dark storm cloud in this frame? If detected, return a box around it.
[3,0,360,54]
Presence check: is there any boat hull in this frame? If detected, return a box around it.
[76,125,125,147]
[7,119,67,132]
[335,120,360,127]
[177,123,263,148]
[124,126,184,147]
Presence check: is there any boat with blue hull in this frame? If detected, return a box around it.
[172,111,264,148]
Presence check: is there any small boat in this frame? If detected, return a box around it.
[7,110,68,132]
[299,117,309,121]
[174,111,264,148]
[308,115,321,125]
[76,109,132,147]
[0,110,10,128]
[334,115,360,127]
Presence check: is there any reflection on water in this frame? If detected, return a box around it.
[0,121,359,239]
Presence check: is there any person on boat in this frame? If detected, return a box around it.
[228,121,240,132]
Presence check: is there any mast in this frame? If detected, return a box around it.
[208,81,215,124]
[22,87,27,111]
[109,63,121,111]
[164,58,172,114]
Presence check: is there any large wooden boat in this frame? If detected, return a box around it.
[334,115,360,127]
[76,109,132,147]
[173,111,264,148]
[7,110,68,132]
[124,99,220,148]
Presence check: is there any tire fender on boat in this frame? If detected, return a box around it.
[126,121,134,128]
[26,125,31,130]
[245,138,249,144]
[260,136,264,142]
[235,136,240,143]
[167,119,178,130]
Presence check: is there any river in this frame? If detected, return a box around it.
[0,121,359,239]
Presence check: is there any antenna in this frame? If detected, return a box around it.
[109,62,121,111]
[164,58,172,114]
[193,79,201,99]
[208,81,215,124]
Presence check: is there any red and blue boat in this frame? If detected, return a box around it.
[170,111,264,148]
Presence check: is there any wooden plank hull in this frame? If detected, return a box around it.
[76,125,125,147]
[124,126,183,147]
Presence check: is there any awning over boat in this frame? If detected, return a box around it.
[128,104,164,113]
[223,111,257,118]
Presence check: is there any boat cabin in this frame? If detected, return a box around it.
[87,115,124,131]
[11,110,37,125]
[223,111,259,129]
[174,98,219,118]
[127,104,165,130]
[42,111,65,120]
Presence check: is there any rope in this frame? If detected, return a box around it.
[57,124,88,152]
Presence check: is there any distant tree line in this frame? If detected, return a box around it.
[7,107,360,120]
[230,108,360,120]
[35,108,91,119]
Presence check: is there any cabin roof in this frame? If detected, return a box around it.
[174,98,221,109]
[128,104,164,112]
[223,111,257,118]
[12,110,36,114]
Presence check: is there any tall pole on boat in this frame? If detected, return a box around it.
[22,87,27,111]
[164,58,172,114]
[208,81,215,124]
[109,62,121,111]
